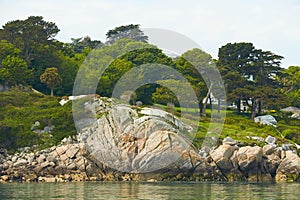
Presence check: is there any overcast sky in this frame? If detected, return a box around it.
[1,0,300,68]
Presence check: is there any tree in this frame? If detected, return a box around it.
[0,56,33,86]
[0,16,62,93]
[78,38,175,104]
[0,40,20,63]
[217,42,285,118]
[248,49,283,87]
[175,48,217,115]
[106,24,148,45]
[278,66,300,107]
[0,16,60,64]
[153,80,198,111]
[217,42,255,77]
[64,36,102,55]
[40,68,62,96]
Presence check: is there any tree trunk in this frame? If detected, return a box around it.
[258,100,262,115]
[201,84,213,116]
[218,99,221,113]
[209,93,212,111]
[199,100,203,114]
[236,99,241,113]
[50,88,54,96]
[251,99,258,119]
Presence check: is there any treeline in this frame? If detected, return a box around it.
[0,16,299,119]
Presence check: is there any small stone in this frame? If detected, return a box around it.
[265,136,276,145]
[11,156,18,163]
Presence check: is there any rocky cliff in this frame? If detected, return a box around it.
[1,97,299,183]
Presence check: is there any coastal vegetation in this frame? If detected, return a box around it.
[0,16,299,152]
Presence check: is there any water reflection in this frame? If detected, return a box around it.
[0,182,299,200]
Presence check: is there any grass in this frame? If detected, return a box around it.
[0,87,76,151]
[154,103,300,149]
[1,88,299,153]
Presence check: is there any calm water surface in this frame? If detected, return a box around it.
[0,182,299,200]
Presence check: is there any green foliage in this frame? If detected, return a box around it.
[0,89,76,150]
[0,40,20,61]
[152,86,179,106]
[0,16,60,63]
[62,36,102,56]
[279,66,300,107]
[106,24,148,44]
[153,80,198,108]
[217,42,286,118]
[40,67,62,96]
[282,129,300,144]
[1,56,33,86]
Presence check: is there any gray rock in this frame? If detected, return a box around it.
[11,156,18,163]
[44,126,51,133]
[65,145,79,159]
[199,149,209,158]
[282,144,291,151]
[47,155,57,163]
[222,137,237,146]
[291,113,300,119]
[247,136,264,142]
[79,104,198,173]
[265,136,276,145]
[254,115,277,127]
[0,148,7,156]
[31,121,41,131]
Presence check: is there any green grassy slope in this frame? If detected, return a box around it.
[0,88,76,151]
[1,89,299,153]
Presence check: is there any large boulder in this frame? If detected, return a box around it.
[275,151,300,182]
[236,146,263,175]
[254,115,277,127]
[210,145,238,173]
[78,104,199,174]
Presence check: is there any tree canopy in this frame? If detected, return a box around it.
[217,42,287,118]
[106,24,148,44]
[40,67,62,96]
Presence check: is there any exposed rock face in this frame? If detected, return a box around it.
[1,98,300,183]
[275,151,300,182]
[210,145,237,173]
[78,104,194,173]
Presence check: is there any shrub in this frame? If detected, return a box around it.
[282,129,300,144]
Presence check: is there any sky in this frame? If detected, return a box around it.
[1,0,300,68]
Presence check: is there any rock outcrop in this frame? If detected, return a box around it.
[1,97,300,183]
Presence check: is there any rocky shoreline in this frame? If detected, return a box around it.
[1,98,299,183]
[0,138,299,183]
